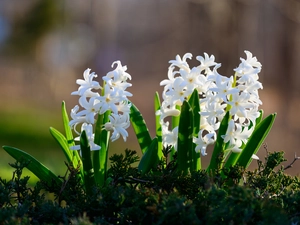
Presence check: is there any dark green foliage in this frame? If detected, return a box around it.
[108,149,140,186]
[0,149,300,224]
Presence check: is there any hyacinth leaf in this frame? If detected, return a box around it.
[49,127,73,164]
[236,113,276,169]
[224,110,265,169]
[93,111,110,186]
[129,103,152,154]
[80,130,95,194]
[138,137,158,175]
[207,111,230,174]
[61,101,83,179]
[61,101,75,146]
[2,146,62,186]
[177,101,194,175]
[49,127,85,182]
[154,92,163,161]
[188,89,201,171]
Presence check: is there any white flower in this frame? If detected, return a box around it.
[209,75,239,101]
[199,116,216,132]
[206,63,222,82]
[162,125,178,151]
[69,105,87,133]
[222,120,239,147]
[71,68,101,96]
[233,105,260,126]
[235,67,260,84]
[104,113,130,142]
[234,51,261,82]
[242,50,262,69]
[104,61,132,82]
[116,100,132,114]
[193,130,216,156]
[156,101,180,123]
[222,119,254,152]
[200,98,226,130]
[194,73,210,95]
[103,61,133,99]
[70,123,101,154]
[77,96,101,124]
[97,85,122,115]
[237,80,262,103]
[227,92,253,118]
[164,77,188,107]
[160,68,180,93]
[179,67,203,92]
[157,51,263,157]
[70,63,133,147]
[196,53,218,74]
[169,53,192,72]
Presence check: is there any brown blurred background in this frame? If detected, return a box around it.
[1,0,300,177]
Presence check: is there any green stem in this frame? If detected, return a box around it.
[154,92,163,162]
[93,111,110,186]
[80,131,95,195]
[170,104,181,160]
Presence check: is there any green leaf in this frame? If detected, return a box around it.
[129,102,152,154]
[154,92,163,161]
[50,102,83,181]
[93,111,110,186]
[188,89,201,171]
[49,127,73,164]
[61,101,75,147]
[177,101,194,175]
[138,137,158,174]
[236,113,276,169]
[50,126,84,182]
[2,146,62,186]
[207,111,230,174]
[80,130,95,194]
[62,102,83,180]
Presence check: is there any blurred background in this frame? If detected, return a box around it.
[1,0,300,180]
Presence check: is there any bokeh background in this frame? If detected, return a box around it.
[1,0,300,180]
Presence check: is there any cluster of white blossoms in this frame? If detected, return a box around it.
[158,51,262,157]
[69,61,132,153]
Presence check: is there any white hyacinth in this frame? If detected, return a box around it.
[158,51,263,158]
[70,61,133,152]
